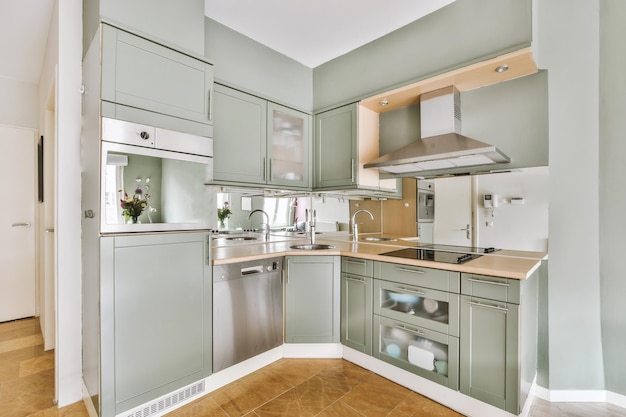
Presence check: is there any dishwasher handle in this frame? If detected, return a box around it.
[241,265,264,275]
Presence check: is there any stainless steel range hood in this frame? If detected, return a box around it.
[364,86,510,175]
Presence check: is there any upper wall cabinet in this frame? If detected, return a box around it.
[314,103,400,196]
[211,84,311,189]
[101,23,214,137]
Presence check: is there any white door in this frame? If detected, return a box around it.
[433,176,474,246]
[0,125,37,322]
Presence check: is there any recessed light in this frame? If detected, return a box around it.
[495,64,509,73]
[380,99,389,106]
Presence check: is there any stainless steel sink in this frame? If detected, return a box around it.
[225,236,258,241]
[361,237,397,242]
[289,244,336,250]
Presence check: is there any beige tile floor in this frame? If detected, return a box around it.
[165,358,463,417]
[3,317,626,417]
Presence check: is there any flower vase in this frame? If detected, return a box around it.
[131,216,138,224]
[219,219,227,230]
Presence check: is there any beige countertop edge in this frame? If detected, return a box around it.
[212,237,542,280]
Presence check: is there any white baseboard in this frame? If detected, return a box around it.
[282,342,343,358]
[534,385,626,409]
[82,382,98,417]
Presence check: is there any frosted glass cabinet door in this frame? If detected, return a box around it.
[267,102,311,188]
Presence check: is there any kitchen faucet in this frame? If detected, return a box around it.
[351,209,374,241]
[249,209,270,240]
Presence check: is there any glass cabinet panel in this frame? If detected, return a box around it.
[374,315,458,390]
[268,103,310,188]
[374,279,459,337]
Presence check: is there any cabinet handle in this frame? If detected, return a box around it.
[262,157,266,181]
[345,259,366,265]
[467,278,510,287]
[11,222,31,227]
[345,275,365,283]
[208,88,213,121]
[467,301,508,313]
[351,158,355,183]
[396,287,426,296]
[397,325,425,337]
[269,158,272,182]
[394,266,425,275]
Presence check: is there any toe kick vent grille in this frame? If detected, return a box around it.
[125,380,205,417]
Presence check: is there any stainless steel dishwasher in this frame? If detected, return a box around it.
[213,257,283,372]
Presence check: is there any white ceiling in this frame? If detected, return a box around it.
[0,0,54,84]
[1,0,454,85]
[205,0,455,68]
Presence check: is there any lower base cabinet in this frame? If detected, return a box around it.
[459,295,519,414]
[285,256,340,343]
[99,232,212,416]
[341,257,373,354]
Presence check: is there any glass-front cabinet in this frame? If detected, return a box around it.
[212,84,311,189]
[374,278,459,337]
[267,102,310,188]
[374,315,459,390]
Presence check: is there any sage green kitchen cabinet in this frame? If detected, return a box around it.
[99,232,212,416]
[314,103,401,196]
[213,84,267,184]
[459,272,538,415]
[285,256,340,343]
[212,84,311,188]
[341,257,374,354]
[100,23,214,137]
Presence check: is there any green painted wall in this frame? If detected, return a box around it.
[599,0,626,396]
[205,18,313,112]
[313,0,531,110]
[535,0,605,391]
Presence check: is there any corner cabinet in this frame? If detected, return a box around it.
[100,23,214,137]
[212,84,311,189]
[313,103,401,197]
[459,272,538,415]
[285,256,340,343]
[341,257,374,354]
[99,232,212,417]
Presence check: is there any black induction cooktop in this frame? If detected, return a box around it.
[381,248,482,264]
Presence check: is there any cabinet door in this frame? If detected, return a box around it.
[460,295,519,414]
[314,103,357,188]
[267,102,311,188]
[212,84,267,184]
[101,24,214,126]
[341,273,372,354]
[100,232,212,415]
[285,256,340,343]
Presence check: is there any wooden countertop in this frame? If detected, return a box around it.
[212,233,545,280]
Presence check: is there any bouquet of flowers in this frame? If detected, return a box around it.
[120,188,150,223]
[217,201,231,229]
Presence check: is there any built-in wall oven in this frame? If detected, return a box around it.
[213,257,284,372]
[100,118,214,233]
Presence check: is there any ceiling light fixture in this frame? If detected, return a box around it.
[495,64,509,73]
[379,99,389,106]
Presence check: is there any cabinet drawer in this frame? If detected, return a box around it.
[461,273,520,304]
[342,257,373,277]
[375,279,459,337]
[374,261,460,293]
[373,315,459,390]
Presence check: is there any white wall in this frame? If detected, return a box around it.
[54,0,84,406]
[476,167,549,252]
[0,77,38,129]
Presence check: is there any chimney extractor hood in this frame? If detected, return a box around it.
[364,86,510,175]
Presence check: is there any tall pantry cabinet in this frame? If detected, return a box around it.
[81,22,214,417]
